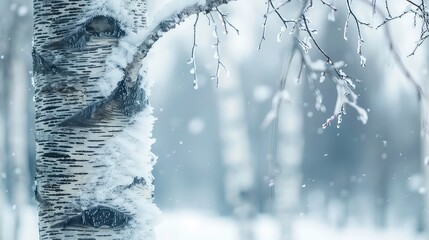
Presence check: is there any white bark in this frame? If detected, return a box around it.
[0,1,11,236]
[422,106,429,236]
[210,7,257,237]
[422,8,429,229]
[274,54,304,240]
[422,69,429,236]
[33,0,235,239]
[9,56,32,240]
[0,119,9,240]
[33,1,158,238]
[216,70,255,240]
[377,2,428,233]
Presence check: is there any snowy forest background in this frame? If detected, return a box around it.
[1,0,429,239]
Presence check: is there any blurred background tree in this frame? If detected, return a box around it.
[0,0,34,239]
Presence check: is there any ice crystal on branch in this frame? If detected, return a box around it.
[260,0,369,128]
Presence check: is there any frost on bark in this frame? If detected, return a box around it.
[33,1,156,239]
[33,0,235,239]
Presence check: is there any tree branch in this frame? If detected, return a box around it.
[60,0,236,126]
[125,0,237,81]
[369,0,424,99]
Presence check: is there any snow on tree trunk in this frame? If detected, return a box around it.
[33,0,235,239]
[274,56,304,240]
[216,70,255,240]
[33,1,159,239]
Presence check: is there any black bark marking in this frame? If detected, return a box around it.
[35,189,53,207]
[32,49,66,75]
[115,75,147,116]
[85,16,125,38]
[46,16,125,51]
[159,19,177,32]
[59,76,147,128]
[39,82,83,94]
[52,206,131,229]
[47,28,89,50]
[125,177,147,189]
[42,152,70,159]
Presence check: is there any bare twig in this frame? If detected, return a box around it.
[369,0,424,98]
[269,0,293,13]
[303,0,314,13]
[376,10,412,29]
[209,13,228,87]
[397,0,429,56]
[215,7,240,35]
[320,0,337,11]
[345,0,372,63]
[126,0,237,82]
[268,0,298,29]
[301,15,331,62]
[258,1,271,50]
[189,14,200,89]
[385,0,392,18]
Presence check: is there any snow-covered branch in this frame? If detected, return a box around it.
[371,1,424,99]
[125,0,237,82]
[261,0,368,129]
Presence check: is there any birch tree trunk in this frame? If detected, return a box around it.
[422,72,429,236]
[274,55,304,240]
[33,0,234,239]
[33,1,157,239]
[0,2,12,237]
[422,104,429,236]
[0,115,9,240]
[216,70,255,240]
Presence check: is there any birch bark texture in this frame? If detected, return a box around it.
[33,1,157,239]
[33,0,235,239]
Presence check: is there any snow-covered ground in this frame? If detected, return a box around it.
[8,207,424,239]
[156,210,424,240]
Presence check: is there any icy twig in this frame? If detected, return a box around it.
[369,0,424,98]
[209,13,228,87]
[188,14,200,89]
[259,0,298,50]
[215,7,240,35]
[345,0,372,66]
[320,0,337,11]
